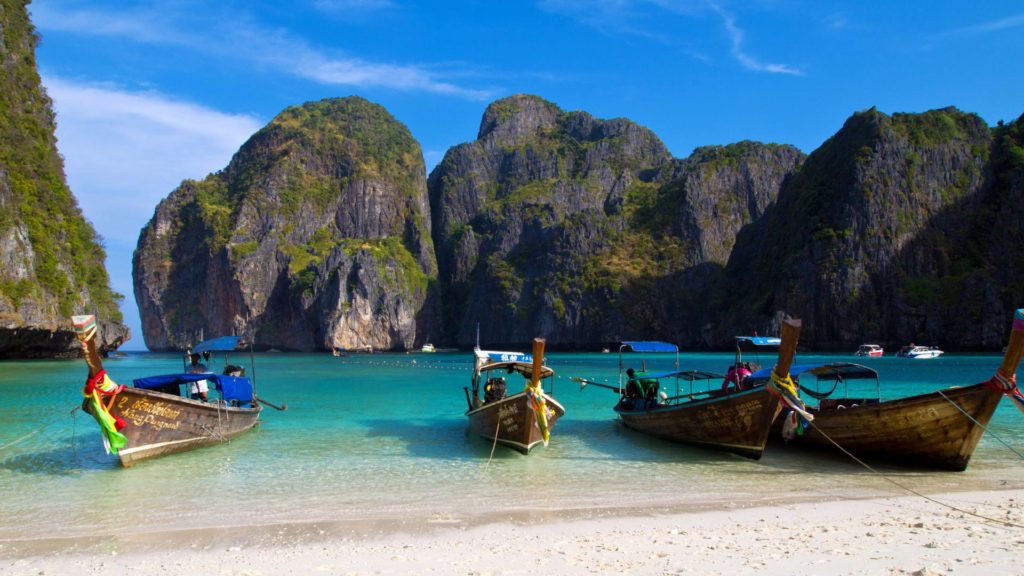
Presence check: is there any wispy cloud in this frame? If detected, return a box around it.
[225,23,496,99]
[44,75,265,347]
[313,0,398,13]
[539,0,801,75]
[44,75,264,248]
[33,2,494,100]
[708,3,802,76]
[936,13,1024,38]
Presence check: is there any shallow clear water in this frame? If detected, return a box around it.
[1,350,1022,540]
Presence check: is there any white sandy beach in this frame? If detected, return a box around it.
[2,489,1021,575]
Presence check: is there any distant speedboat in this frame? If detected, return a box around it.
[896,345,943,359]
[421,343,436,353]
[854,344,884,357]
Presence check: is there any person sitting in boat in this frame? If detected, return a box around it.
[484,377,507,403]
[642,377,660,408]
[721,363,752,392]
[625,368,643,400]
[187,352,210,401]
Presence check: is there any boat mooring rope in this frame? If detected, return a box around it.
[0,406,80,453]
[480,417,502,476]
[804,418,1024,529]
[936,390,1024,461]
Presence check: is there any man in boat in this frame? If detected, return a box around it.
[625,368,643,399]
[187,352,210,401]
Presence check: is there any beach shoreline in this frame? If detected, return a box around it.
[3,488,1021,575]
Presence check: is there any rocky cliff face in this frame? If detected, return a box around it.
[134,97,437,351]
[133,90,1023,352]
[719,107,1023,349]
[428,94,803,347]
[0,0,128,358]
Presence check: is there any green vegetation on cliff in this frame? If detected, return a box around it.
[0,0,122,321]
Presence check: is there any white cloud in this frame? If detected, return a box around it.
[539,0,802,75]
[313,0,397,13]
[938,13,1024,38]
[229,24,496,100]
[33,2,494,100]
[44,76,264,248]
[43,75,264,349]
[710,3,803,76]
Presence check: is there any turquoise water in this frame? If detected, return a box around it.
[1,350,1022,541]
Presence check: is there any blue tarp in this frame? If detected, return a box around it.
[747,362,878,382]
[485,351,532,363]
[192,336,243,353]
[133,373,254,402]
[735,336,782,347]
[621,341,678,353]
[637,369,726,381]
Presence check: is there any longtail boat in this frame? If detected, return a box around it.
[573,319,803,459]
[464,338,565,454]
[72,315,274,467]
[761,308,1024,471]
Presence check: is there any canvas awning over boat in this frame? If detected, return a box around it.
[475,349,533,364]
[133,373,254,402]
[638,369,725,381]
[747,362,878,383]
[192,336,243,353]
[735,336,782,347]
[620,341,678,353]
[477,361,553,379]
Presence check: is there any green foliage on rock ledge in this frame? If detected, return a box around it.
[0,0,122,321]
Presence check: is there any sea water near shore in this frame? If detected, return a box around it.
[1,350,1022,545]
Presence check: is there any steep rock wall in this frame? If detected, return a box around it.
[134,97,437,351]
[0,0,128,357]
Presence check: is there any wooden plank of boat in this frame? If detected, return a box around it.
[613,318,801,459]
[72,315,262,467]
[785,383,1000,470]
[782,308,1024,471]
[466,391,566,454]
[465,337,565,454]
[89,386,263,467]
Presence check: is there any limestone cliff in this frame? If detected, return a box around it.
[428,95,803,347]
[0,0,128,358]
[720,107,1023,349]
[133,97,437,351]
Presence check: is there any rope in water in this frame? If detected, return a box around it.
[803,417,1024,529]
[0,406,80,453]
[937,390,1024,461]
[480,417,501,476]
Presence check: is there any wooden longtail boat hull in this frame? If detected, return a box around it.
[84,387,261,467]
[776,383,1001,471]
[466,392,565,454]
[615,387,782,459]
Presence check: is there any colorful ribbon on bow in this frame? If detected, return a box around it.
[525,382,551,447]
[986,369,1024,416]
[83,369,128,454]
[767,369,814,423]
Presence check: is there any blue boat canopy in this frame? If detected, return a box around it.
[478,350,533,364]
[735,336,782,347]
[133,373,254,402]
[192,336,243,353]
[621,341,678,353]
[637,369,726,381]
[747,362,878,383]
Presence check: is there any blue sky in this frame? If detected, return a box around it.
[30,0,1024,350]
